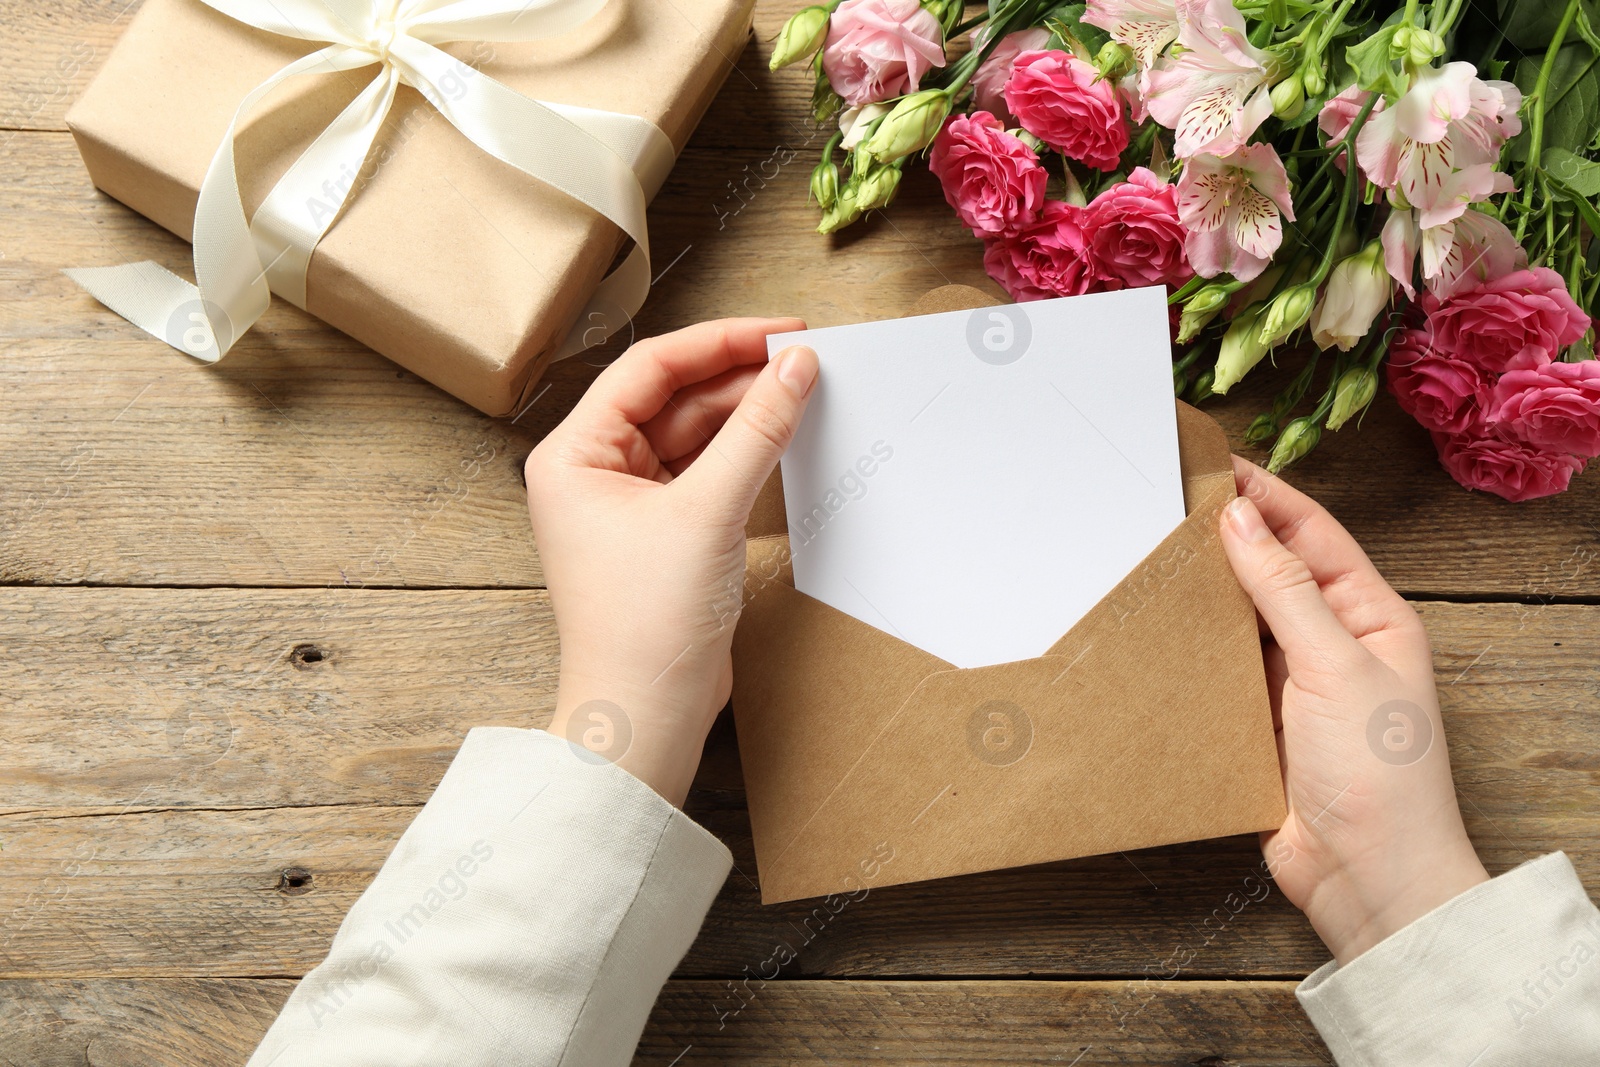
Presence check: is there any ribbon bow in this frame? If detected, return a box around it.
[68,0,673,373]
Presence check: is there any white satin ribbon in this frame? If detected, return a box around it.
[67,0,673,374]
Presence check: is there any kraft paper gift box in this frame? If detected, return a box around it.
[731,285,1287,905]
[65,0,754,417]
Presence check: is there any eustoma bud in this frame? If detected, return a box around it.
[1257,283,1318,348]
[852,161,902,211]
[810,160,839,209]
[1270,74,1305,119]
[1301,62,1326,97]
[1243,412,1279,445]
[863,89,951,163]
[1310,240,1390,351]
[1213,305,1272,394]
[817,184,862,234]
[1095,41,1135,81]
[1267,416,1322,472]
[1391,25,1445,66]
[1176,284,1231,343]
[1326,366,1379,430]
[770,6,830,71]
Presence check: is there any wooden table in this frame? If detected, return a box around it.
[3,3,1597,1063]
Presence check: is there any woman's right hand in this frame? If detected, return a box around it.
[1218,456,1489,965]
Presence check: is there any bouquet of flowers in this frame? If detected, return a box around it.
[769,0,1600,500]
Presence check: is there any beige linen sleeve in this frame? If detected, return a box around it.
[244,726,732,1067]
[1298,851,1600,1066]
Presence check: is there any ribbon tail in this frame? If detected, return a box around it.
[63,262,229,363]
[551,242,650,362]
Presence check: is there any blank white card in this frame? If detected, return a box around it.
[768,287,1186,669]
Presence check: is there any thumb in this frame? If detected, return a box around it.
[1219,494,1360,679]
[678,344,818,519]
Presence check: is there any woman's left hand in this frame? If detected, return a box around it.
[524,318,819,805]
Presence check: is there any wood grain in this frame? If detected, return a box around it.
[0,978,1333,1065]
[1,590,1593,979]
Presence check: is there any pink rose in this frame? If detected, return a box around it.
[1003,50,1129,171]
[1385,328,1493,435]
[1422,267,1591,373]
[1487,359,1600,457]
[1431,428,1587,502]
[970,28,1052,123]
[929,112,1048,238]
[821,0,947,107]
[982,200,1098,301]
[1082,166,1191,289]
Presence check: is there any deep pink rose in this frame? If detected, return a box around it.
[1385,328,1493,434]
[1422,267,1591,373]
[1488,358,1600,457]
[821,0,947,106]
[970,28,1052,123]
[1003,50,1128,171]
[929,112,1048,238]
[1082,166,1192,289]
[982,200,1099,301]
[1431,428,1587,502]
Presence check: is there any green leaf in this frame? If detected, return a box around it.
[1545,168,1600,239]
[1345,26,1405,98]
[1497,0,1600,51]
[1544,147,1600,196]
[1511,43,1600,158]
[1041,3,1110,54]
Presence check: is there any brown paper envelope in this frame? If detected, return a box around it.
[731,285,1286,904]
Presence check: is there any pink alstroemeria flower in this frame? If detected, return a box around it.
[1175,143,1296,282]
[1143,0,1275,158]
[1395,206,1529,299]
[1382,202,1527,299]
[1356,63,1521,230]
[1083,0,1180,73]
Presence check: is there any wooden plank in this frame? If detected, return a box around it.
[0,978,1334,1065]
[4,130,1599,592]
[0,589,562,810]
[1,590,1594,978]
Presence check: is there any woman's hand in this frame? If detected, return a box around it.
[524,319,818,807]
[1219,456,1488,965]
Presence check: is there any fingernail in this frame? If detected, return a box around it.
[776,345,818,399]
[1226,496,1271,542]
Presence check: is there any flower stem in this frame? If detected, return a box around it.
[1521,0,1583,212]
[1429,0,1466,36]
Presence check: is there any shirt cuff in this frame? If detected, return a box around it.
[1298,852,1600,1066]
[247,726,732,1067]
